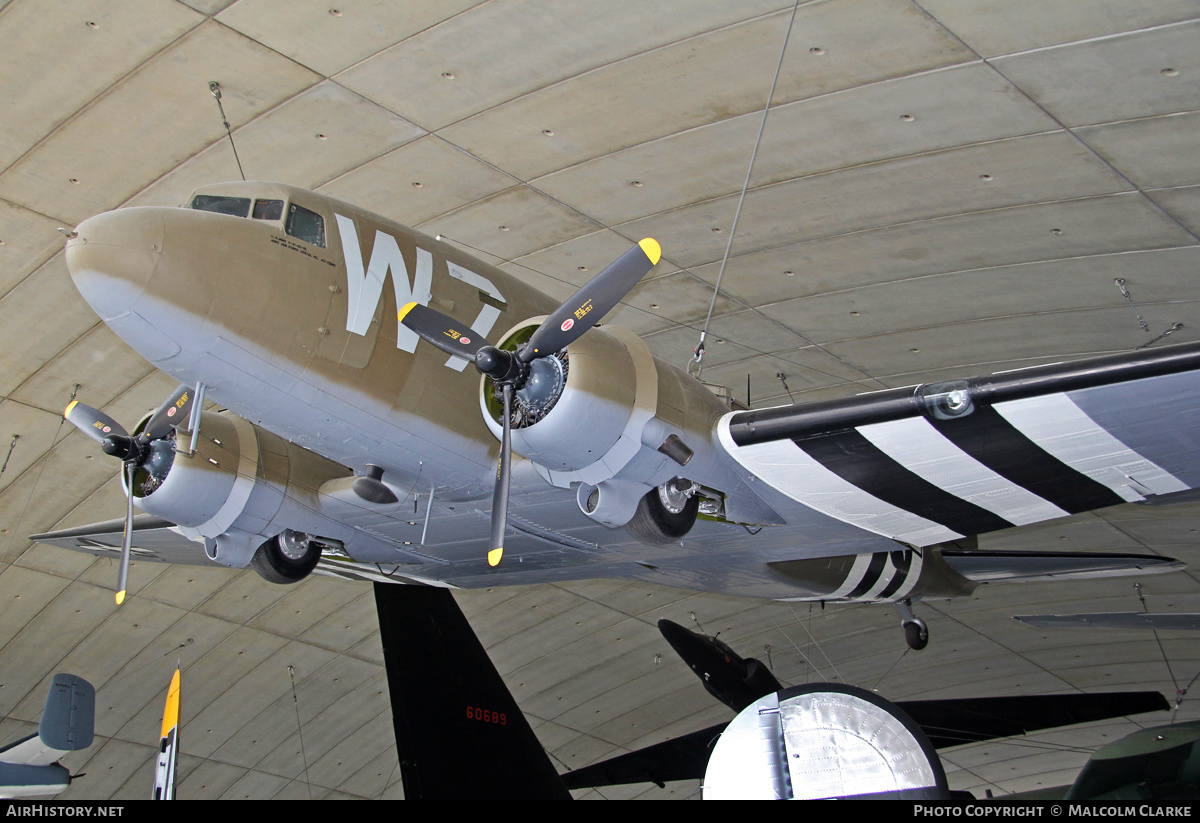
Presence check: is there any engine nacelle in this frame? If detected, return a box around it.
[132,410,355,571]
[480,322,729,530]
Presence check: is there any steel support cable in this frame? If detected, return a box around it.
[693,0,802,376]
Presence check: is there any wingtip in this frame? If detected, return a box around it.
[487,547,503,567]
[638,238,661,266]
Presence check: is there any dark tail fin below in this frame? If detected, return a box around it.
[373,583,571,799]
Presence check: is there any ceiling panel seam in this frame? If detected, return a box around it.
[751,247,1200,305]
[371,4,811,135]
[0,17,206,181]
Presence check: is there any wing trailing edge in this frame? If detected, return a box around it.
[941,550,1185,583]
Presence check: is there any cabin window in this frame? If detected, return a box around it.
[286,203,326,247]
[253,199,284,220]
[190,195,251,217]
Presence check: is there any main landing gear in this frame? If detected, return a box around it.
[626,480,700,544]
[250,529,321,584]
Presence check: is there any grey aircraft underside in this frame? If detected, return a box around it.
[34,181,1196,634]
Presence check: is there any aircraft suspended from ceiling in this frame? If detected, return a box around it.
[35,181,1198,648]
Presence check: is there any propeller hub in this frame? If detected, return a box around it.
[101,434,136,460]
[475,346,525,385]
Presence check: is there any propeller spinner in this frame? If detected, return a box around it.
[63,385,195,604]
[398,238,662,566]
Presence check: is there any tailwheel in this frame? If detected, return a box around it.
[895,598,929,651]
[250,529,321,584]
[903,619,929,651]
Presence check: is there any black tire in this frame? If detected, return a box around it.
[904,619,929,651]
[250,530,321,584]
[626,486,699,545]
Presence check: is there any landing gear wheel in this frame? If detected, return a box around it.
[250,529,321,584]
[626,482,699,545]
[903,619,929,651]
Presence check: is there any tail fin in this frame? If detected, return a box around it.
[373,583,570,799]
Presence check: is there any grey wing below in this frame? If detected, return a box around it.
[30,515,211,566]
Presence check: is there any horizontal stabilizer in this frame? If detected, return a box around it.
[900,691,1168,749]
[561,723,724,790]
[942,550,1183,583]
[561,690,1168,789]
[1014,613,1200,631]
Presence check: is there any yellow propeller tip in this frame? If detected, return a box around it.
[487,548,503,567]
[115,590,126,605]
[638,238,661,266]
[397,302,418,323]
[64,400,78,418]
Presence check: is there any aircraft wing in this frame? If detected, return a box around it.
[30,340,1200,601]
[718,341,1200,548]
[30,515,213,567]
[29,515,429,585]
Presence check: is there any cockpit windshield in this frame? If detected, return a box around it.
[188,191,326,248]
[286,203,326,248]
[190,194,251,217]
[253,199,284,220]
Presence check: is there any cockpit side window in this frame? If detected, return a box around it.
[253,199,284,221]
[190,195,251,217]
[286,203,326,247]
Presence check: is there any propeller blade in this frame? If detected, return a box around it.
[116,462,135,605]
[64,401,128,444]
[521,238,661,361]
[488,384,514,567]
[144,385,195,441]
[398,302,492,362]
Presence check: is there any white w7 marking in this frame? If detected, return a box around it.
[335,214,506,364]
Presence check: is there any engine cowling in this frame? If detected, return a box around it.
[131,410,356,572]
[479,322,729,531]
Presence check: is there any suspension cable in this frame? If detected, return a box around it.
[693,0,802,375]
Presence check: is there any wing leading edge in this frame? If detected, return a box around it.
[719,341,1200,548]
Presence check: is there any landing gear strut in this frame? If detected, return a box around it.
[895,599,929,651]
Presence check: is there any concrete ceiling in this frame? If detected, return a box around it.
[1,0,1199,800]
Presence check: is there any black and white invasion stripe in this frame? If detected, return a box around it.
[718,391,1188,547]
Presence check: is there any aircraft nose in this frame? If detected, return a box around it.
[65,207,164,321]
